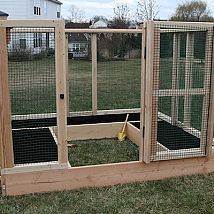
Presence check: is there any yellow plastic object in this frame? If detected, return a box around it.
[117,114,129,142]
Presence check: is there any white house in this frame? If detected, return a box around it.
[0,0,62,55]
[0,0,62,20]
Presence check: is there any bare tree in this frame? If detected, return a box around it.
[170,0,214,22]
[67,5,86,23]
[137,0,159,21]
[113,4,131,21]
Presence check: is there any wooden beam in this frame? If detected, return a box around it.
[202,29,214,156]
[126,123,140,146]
[140,25,146,161]
[3,157,214,196]
[171,33,180,125]
[65,34,69,116]
[91,34,98,115]
[143,21,155,163]
[65,122,124,141]
[55,21,68,164]
[184,32,194,127]
[0,27,14,170]
[65,29,142,34]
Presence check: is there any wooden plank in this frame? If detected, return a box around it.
[3,157,214,196]
[0,20,59,28]
[171,33,180,125]
[155,88,207,97]
[12,108,141,121]
[201,29,214,155]
[143,21,155,163]
[65,29,142,34]
[150,26,160,161]
[65,35,69,116]
[55,22,68,164]
[206,33,214,157]
[91,34,97,115]
[65,122,124,141]
[154,21,214,28]
[0,27,14,169]
[126,123,140,146]
[140,25,146,161]
[184,32,194,127]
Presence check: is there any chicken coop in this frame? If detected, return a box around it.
[0,20,214,196]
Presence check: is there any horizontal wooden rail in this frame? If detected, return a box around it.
[65,29,142,34]
[154,88,208,97]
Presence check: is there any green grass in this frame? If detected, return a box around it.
[1,173,214,213]
[68,139,139,167]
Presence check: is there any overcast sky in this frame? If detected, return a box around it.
[60,0,214,21]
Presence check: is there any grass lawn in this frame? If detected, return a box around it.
[1,173,214,213]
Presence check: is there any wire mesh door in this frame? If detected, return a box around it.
[143,21,213,162]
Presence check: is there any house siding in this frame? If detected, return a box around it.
[0,0,61,19]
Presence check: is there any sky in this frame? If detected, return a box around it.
[60,0,214,21]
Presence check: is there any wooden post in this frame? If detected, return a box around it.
[184,32,194,127]
[65,34,69,116]
[201,29,213,155]
[143,21,155,163]
[171,33,181,125]
[0,24,14,169]
[55,21,68,164]
[139,25,147,162]
[91,33,97,115]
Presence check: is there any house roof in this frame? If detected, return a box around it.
[65,22,90,29]
[48,0,62,5]
[0,11,9,17]
[68,33,88,43]
[89,20,108,29]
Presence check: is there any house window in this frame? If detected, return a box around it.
[34,33,42,48]
[34,0,41,15]
[20,39,26,49]
[57,5,61,18]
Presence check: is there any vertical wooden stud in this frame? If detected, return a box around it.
[91,33,97,115]
[139,24,147,162]
[143,21,155,163]
[184,32,194,127]
[65,34,69,116]
[0,26,14,170]
[201,29,213,155]
[55,21,68,164]
[171,33,180,125]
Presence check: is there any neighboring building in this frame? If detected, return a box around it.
[89,20,108,29]
[0,0,62,55]
[66,22,90,59]
[0,0,62,20]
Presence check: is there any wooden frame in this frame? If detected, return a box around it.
[1,20,214,196]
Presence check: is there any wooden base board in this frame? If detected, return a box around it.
[2,157,214,196]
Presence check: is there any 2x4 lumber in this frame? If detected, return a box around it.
[202,29,214,156]
[55,22,68,164]
[65,35,69,116]
[3,157,214,196]
[143,21,155,163]
[91,33,98,115]
[66,122,124,141]
[126,123,140,146]
[0,27,14,169]
[140,25,146,161]
[65,29,142,34]
[154,21,214,28]
[155,88,207,97]
[183,32,194,127]
[171,33,181,125]
[0,20,60,28]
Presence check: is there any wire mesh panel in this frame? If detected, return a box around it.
[97,32,142,110]
[7,27,58,165]
[146,22,213,161]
